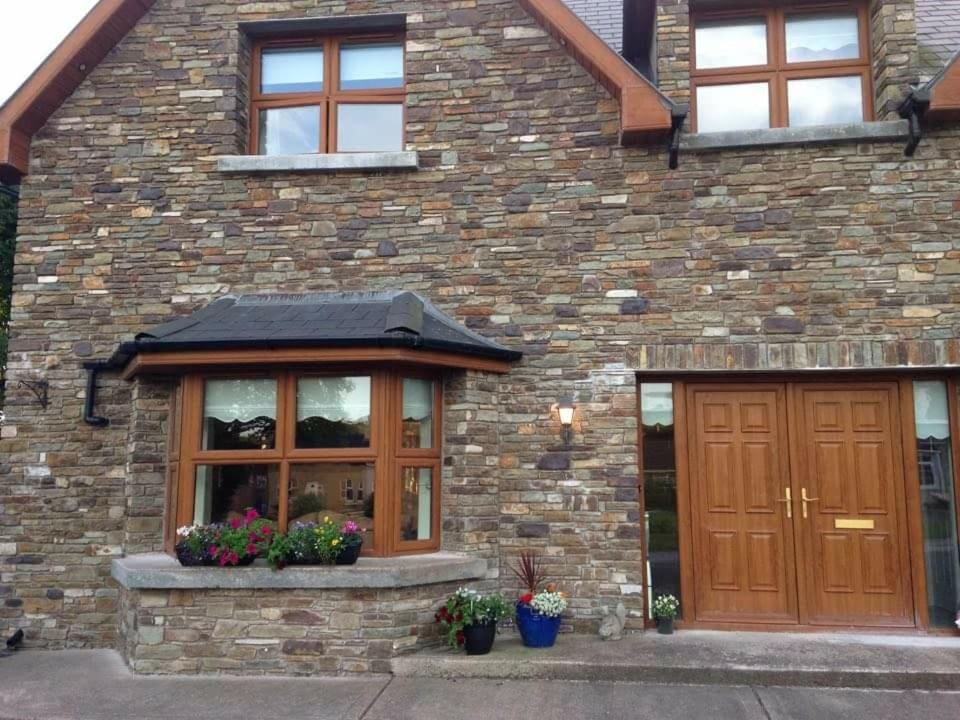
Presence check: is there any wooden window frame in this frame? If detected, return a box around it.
[690,2,874,132]
[249,34,406,155]
[172,367,441,557]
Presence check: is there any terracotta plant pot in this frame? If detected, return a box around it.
[463,620,497,655]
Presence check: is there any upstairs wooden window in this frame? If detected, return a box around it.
[250,35,406,155]
[690,3,873,133]
[173,370,441,556]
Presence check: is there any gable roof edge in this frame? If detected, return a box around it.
[0,0,156,183]
[518,0,678,143]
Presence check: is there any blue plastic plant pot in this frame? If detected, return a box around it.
[516,603,562,648]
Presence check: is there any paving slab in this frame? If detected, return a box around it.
[756,687,960,720]
[393,629,960,690]
[0,650,389,720]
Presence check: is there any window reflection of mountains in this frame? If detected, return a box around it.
[296,416,371,448]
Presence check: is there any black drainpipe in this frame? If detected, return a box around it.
[83,361,111,427]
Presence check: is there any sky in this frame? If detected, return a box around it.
[1,0,100,105]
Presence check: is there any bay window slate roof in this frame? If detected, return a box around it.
[116,291,522,362]
[917,0,960,80]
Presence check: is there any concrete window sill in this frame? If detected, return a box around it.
[216,151,419,173]
[112,552,486,590]
[681,120,909,152]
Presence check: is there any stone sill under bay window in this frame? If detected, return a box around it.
[112,552,486,590]
[681,120,909,153]
[216,151,419,174]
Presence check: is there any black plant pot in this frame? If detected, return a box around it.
[656,618,674,635]
[175,544,205,567]
[336,542,362,565]
[463,621,497,656]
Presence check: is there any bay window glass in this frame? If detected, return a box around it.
[296,376,371,448]
[914,381,960,628]
[193,465,280,525]
[179,372,439,556]
[402,378,435,449]
[692,4,871,132]
[202,379,277,451]
[641,383,681,619]
[252,36,405,154]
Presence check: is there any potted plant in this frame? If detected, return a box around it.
[335,520,364,565]
[511,551,568,648]
[266,517,349,569]
[435,588,512,655]
[651,594,679,635]
[175,509,273,567]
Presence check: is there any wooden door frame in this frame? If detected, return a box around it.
[638,371,957,634]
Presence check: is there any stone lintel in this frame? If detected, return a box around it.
[112,552,487,590]
[217,152,419,173]
[682,121,909,152]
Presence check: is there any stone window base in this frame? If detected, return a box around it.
[113,553,486,674]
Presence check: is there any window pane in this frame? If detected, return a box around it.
[296,377,371,449]
[696,83,770,133]
[695,19,767,69]
[258,106,321,156]
[288,464,376,547]
[914,381,960,629]
[400,467,433,542]
[786,13,860,63]
[193,465,280,525]
[340,43,404,90]
[261,47,324,94]
[402,379,435,449]
[336,104,404,152]
[202,379,277,451]
[641,384,680,620]
[788,76,863,127]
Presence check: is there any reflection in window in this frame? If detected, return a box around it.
[296,377,371,448]
[914,381,960,628]
[288,463,375,547]
[258,105,321,156]
[787,76,863,127]
[340,43,404,90]
[261,47,324,94]
[193,465,279,525]
[696,83,770,133]
[695,18,767,69]
[401,467,432,542]
[202,379,277,451]
[785,13,859,63]
[642,383,681,619]
[402,379,434,449]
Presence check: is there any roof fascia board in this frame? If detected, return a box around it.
[928,53,960,118]
[0,0,156,181]
[517,0,675,142]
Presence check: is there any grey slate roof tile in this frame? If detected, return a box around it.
[563,0,624,51]
[117,290,521,363]
[917,0,960,81]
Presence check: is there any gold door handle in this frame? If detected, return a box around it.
[801,488,819,519]
[777,488,793,519]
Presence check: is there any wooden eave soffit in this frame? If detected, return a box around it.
[927,55,960,121]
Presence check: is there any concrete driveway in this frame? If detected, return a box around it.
[0,650,958,720]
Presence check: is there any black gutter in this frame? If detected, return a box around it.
[82,361,111,427]
[898,87,931,157]
[667,105,688,170]
[0,184,19,201]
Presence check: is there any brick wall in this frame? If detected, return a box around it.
[1,0,959,652]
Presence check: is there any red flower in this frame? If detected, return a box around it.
[455,631,465,646]
[246,544,257,555]
[520,593,534,605]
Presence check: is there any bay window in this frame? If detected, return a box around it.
[174,369,440,556]
[691,3,872,133]
[251,35,405,155]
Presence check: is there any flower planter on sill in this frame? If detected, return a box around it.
[174,545,256,567]
[516,603,562,648]
[335,542,362,566]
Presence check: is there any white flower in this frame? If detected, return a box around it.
[531,591,568,618]
[177,526,198,537]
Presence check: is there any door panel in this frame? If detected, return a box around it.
[791,384,915,627]
[687,385,799,624]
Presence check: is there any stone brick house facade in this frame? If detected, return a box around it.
[1,0,960,675]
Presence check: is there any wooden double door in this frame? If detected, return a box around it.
[686,382,915,628]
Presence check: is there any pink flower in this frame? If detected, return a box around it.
[244,508,260,524]
[341,521,360,534]
[246,544,257,555]
[229,517,242,530]
[261,526,272,536]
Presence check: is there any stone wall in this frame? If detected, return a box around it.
[119,581,462,674]
[0,0,958,653]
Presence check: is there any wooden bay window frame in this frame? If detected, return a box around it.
[249,33,407,154]
[171,367,441,557]
[690,2,874,132]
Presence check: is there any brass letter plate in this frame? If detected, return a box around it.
[835,519,875,530]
